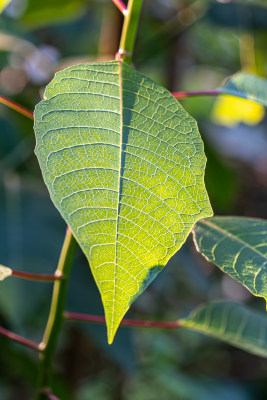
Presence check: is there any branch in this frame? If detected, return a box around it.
[112,0,128,15]
[12,270,63,282]
[64,312,181,329]
[172,89,220,99]
[0,326,40,351]
[117,0,143,64]
[0,95,33,120]
[36,227,77,399]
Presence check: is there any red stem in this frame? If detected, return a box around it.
[42,389,60,400]
[12,270,63,282]
[112,0,128,15]
[0,95,34,120]
[64,312,181,329]
[0,326,40,351]
[172,89,220,99]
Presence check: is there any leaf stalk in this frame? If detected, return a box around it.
[0,326,40,351]
[0,95,34,120]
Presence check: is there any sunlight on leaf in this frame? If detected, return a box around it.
[0,265,12,281]
[211,95,265,127]
[193,217,267,301]
[34,61,212,343]
[0,0,12,13]
[181,300,267,357]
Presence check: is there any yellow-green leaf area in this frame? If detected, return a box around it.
[34,61,212,343]
[0,0,12,13]
[193,217,267,299]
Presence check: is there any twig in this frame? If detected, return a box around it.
[64,312,181,329]
[0,326,40,351]
[172,89,220,99]
[112,0,128,15]
[0,95,33,120]
[12,270,63,282]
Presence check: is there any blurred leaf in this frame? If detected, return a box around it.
[211,95,265,127]
[0,265,12,281]
[207,2,267,30]
[181,301,267,358]
[34,60,212,343]
[219,73,267,107]
[22,0,87,27]
[0,0,11,13]
[193,217,267,300]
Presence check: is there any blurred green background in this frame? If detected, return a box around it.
[1,0,267,398]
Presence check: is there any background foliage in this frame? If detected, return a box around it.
[1,0,267,399]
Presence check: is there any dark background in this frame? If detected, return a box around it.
[0,0,267,398]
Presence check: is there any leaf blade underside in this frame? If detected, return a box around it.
[219,72,267,106]
[34,61,212,343]
[181,300,267,358]
[193,217,267,300]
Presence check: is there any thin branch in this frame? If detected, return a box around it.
[42,389,60,400]
[12,270,63,282]
[0,326,40,351]
[172,89,220,99]
[64,312,181,329]
[112,0,128,15]
[0,95,33,120]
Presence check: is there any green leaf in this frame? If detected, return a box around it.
[34,60,212,343]
[0,265,12,281]
[180,301,267,358]
[0,0,11,13]
[219,73,267,106]
[193,217,267,299]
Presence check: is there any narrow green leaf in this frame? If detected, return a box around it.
[0,265,12,281]
[219,73,267,106]
[34,61,212,343]
[193,217,267,299]
[180,301,267,358]
[0,0,12,13]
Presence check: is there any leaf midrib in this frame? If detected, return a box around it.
[112,60,124,334]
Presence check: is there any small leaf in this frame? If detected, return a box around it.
[0,0,12,13]
[34,61,212,343]
[219,72,267,107]
[0,265,12,281]
[193,217,267,299]
[180,301,267,357]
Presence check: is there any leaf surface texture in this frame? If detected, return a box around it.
[34,61,212,342]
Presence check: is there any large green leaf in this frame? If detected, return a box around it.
[34,60,212,343]
[219,73,267,107]
[180,301,267,358]
[193,217,267,299]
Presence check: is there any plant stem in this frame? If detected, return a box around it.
[112,0,128,15]
[0,95,33,120]
[36,227,77,400]
[64,312,181,329]
[172,89,220,99]
[0,326,40,351]
[12,270,63,282]
[118,0,143,64]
